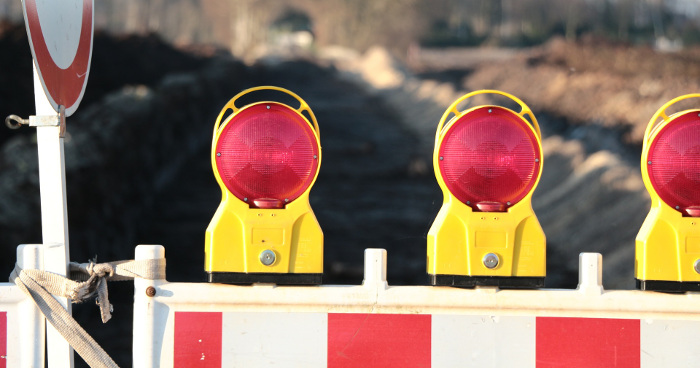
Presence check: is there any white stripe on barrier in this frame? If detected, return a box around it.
[640,319,700,367]
[222,312,327,367]
[432,315,535,368]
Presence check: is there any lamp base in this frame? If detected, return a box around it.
[207,272,322,285]
[636,278,700,293]
[429,274,544,289]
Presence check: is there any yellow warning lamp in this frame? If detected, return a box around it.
[205,86,323,284]
[636,93,700,292]
[427,90,546,288]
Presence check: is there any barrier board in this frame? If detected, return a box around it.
[0,244,45,368]
[132,245,700,368]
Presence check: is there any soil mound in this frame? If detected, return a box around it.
[465,37,700,144]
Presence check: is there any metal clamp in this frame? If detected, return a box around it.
[5,105,66,137]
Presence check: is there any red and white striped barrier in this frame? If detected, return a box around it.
[0,244,45,368]
[133,246,700,368]
[170,312,699,367]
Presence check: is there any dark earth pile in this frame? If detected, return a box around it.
[0,23,658,366]
[462,36,700,144]
[0,23,438,366]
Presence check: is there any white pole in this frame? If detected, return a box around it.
[33,64,74,368]
[133,244,166,368]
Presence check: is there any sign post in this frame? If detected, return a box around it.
[21,1,94,367]
[33,69,73,368]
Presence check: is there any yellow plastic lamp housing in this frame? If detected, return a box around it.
[427,90,546,288]
[205,86,323,284]
[636,93,700,292]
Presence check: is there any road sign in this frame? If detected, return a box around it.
[21,2,91,365]
[22,0,94,117]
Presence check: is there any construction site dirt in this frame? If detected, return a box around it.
[4,24,697,365]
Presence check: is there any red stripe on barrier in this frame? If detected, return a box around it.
[328,313,431,368]
[0,312,5,368]
[174,312,222,367]
[536,317,640,368]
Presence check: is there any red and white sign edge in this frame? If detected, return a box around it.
[22,0,94,117]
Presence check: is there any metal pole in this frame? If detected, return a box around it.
[33,64,74,368]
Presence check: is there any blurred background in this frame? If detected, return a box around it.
[2,0,700,366]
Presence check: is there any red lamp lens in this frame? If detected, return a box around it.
[647,111,700,216]
[438,106,541,211]
[215,103,319,208]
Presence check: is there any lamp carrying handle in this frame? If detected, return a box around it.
[435,89,540,146]
[643,93,700,148]
[212,86,320,138]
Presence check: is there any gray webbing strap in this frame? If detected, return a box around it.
[10,258,166,368]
